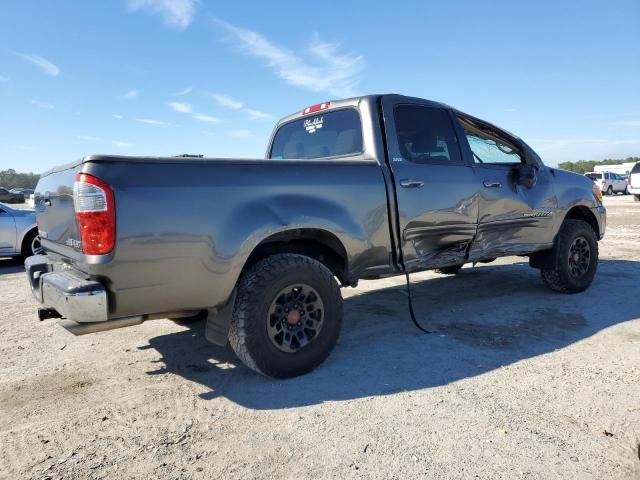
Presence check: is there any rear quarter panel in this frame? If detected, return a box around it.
[82,159,391,318]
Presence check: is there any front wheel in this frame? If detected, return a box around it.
[541,219,598,293]
[228,254,343,378]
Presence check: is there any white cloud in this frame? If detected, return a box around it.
[135,118,170,126]
[78,135,99,141]
[209,92,271,119]
[30,99,55,109]
[168,101,192,113]
[608,120,640,127]
[120,90,138,100]
[230,129,251,138]
[246,108,272,120]
[218,20,363,97]
[174,86,192,96]
[194,114,221,123]
[13,144,36,151]
[112,114,124,120]
[0,75,8,82]
[127,0,196,30]
[210,93,244,109]
[11,51,60,77]
[112,140,134,147]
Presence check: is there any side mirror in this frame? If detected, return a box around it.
[516,163,538,188]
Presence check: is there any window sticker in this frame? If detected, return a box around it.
[304,116,323,134]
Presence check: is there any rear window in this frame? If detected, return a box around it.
[270,109,363,160]
[631,163,640,174]
[585,173,602,180]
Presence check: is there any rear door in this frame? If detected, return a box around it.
[454,113,555,260]
[381,98,479,271]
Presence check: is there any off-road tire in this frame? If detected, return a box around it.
[435,264,463,275]
[541,219,598,293]
[228,254,343,378]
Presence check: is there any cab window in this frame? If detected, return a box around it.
[270,109,363,160]
[393,105,462,164]
[457,115,523,165]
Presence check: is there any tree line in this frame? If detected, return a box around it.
[558,157,640,174]
[0,169,40,189]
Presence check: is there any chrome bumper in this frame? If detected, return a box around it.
[25,255,109,323]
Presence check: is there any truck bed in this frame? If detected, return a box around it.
[35,155,393,319]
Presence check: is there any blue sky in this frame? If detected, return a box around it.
[1,0,639,172]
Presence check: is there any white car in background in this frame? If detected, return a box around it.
[585,171,627,195]
[628,163,640,201]
[0,203,42,258]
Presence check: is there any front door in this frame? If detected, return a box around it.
[381,99,479,272]
[453,113,556,260]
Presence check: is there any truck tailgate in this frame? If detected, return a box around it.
[35,162,82,255]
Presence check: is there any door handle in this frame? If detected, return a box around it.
[399,179,424,188]
[483,180,501,188]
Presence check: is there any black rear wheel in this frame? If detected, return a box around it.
[228,254,342,378]
[541,219,598,293]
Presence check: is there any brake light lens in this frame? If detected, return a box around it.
[302,102,330,115]
[73,173,115,255]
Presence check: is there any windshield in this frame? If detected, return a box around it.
[270,109,363,160]
[585,173,602,180]
[631,163,640,174]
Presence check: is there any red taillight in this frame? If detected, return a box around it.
[302,102,330,115]
[73,173,115,255]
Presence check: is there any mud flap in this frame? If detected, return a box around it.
[205,290,237,346]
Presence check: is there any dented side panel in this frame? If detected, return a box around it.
[77,159,392,318]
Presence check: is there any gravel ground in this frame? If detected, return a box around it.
[1,195,639,479]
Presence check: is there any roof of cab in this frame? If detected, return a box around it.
[275,94,450,127]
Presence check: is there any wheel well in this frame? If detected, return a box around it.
[564,206,599,238]
[20,227,38,254]
[243,229,350,285]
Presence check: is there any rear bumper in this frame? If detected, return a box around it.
[628,186,640,195]
[25,255,109,323]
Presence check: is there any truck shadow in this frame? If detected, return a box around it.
[0,257,25,275]
[146,259,640,410]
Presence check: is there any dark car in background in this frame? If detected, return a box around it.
[0,187,25,204]
[10,188,35,197]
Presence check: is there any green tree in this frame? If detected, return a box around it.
[0,169,40,189]
[558,157,640,174]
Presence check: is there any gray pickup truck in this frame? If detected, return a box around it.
[26,94,606,378]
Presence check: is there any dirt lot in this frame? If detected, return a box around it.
[1,196,639,479]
